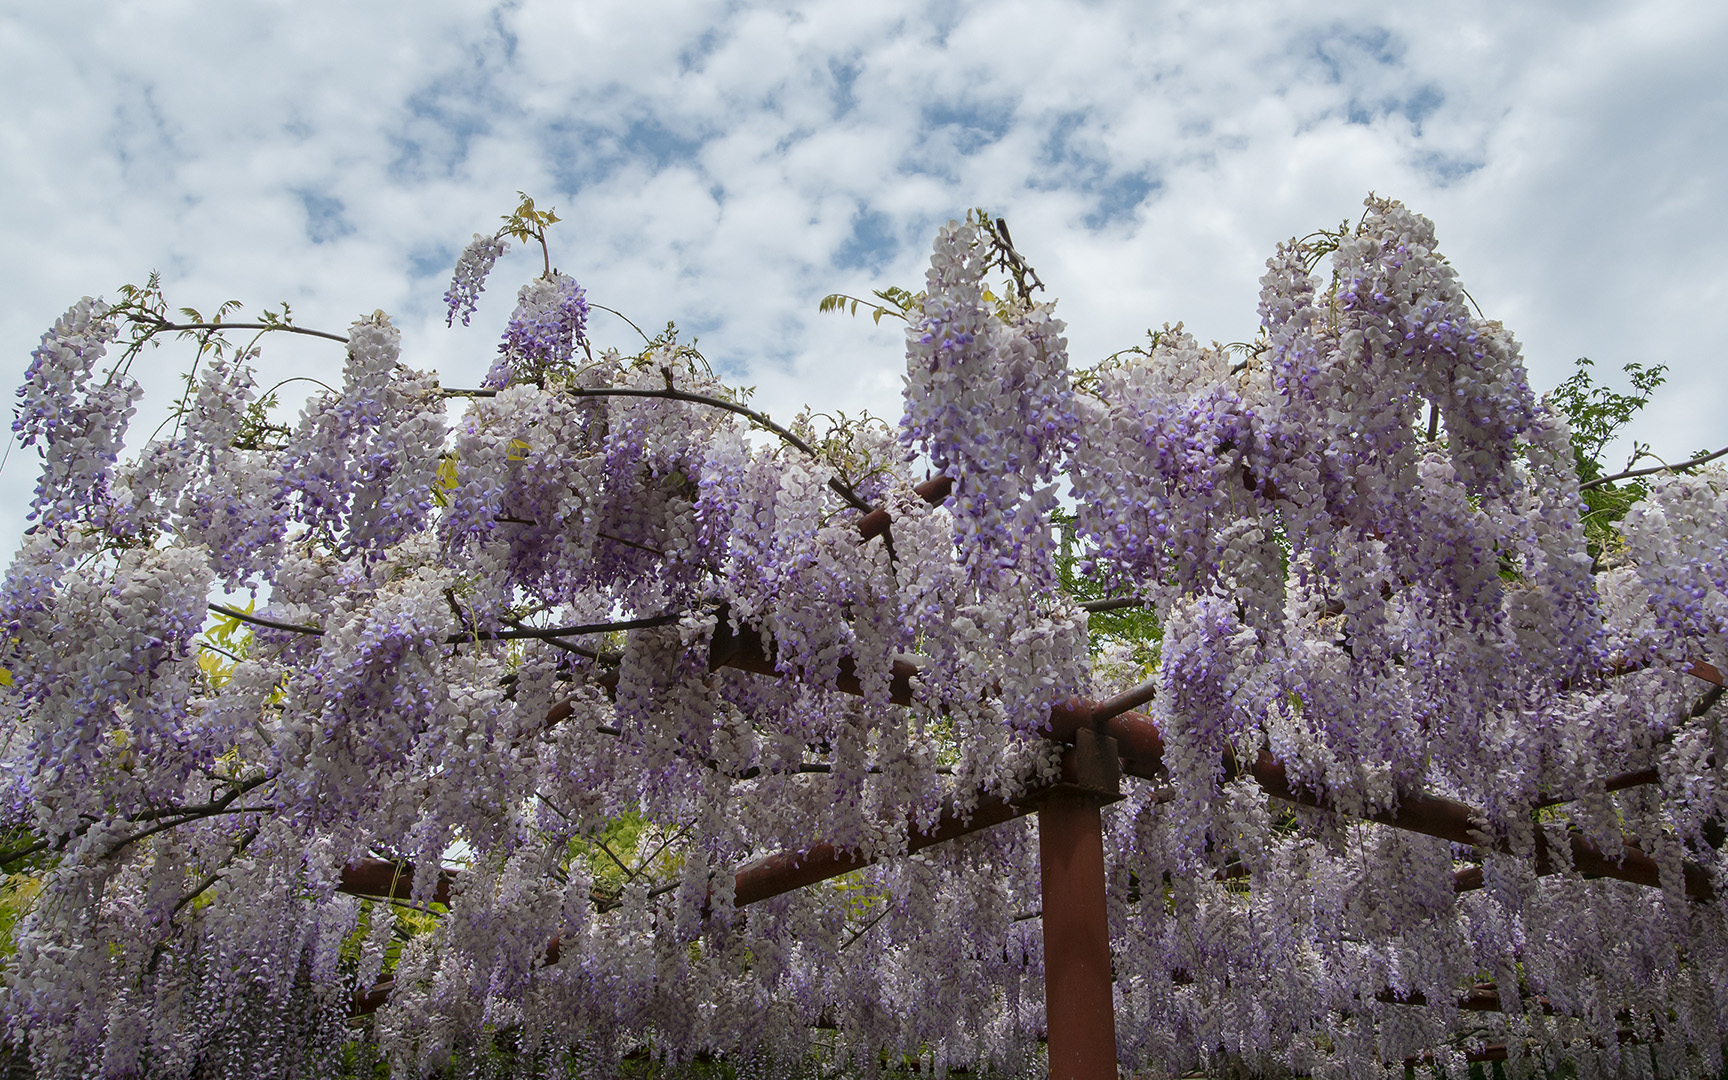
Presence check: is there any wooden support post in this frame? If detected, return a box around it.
[1037,729,1121,1080]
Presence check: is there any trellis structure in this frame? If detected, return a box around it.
[315,474,1727,1078]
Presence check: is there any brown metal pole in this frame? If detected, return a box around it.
[1038,731,1120,1080]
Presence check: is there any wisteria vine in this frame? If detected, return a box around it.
[1,196,1726,1080]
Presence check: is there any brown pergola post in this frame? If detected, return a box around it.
[1037,729,1122,1080]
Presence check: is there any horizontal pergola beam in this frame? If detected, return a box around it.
[706,615,1716,902]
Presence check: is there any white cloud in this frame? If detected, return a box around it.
[2,0,1724,551]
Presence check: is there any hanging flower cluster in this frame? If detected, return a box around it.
[0,197,1725,1080]
[443,232,509,328]
[484,272,590,389]
[11,297,136,531]
[900,217,1078,589]
[281,312,446,555]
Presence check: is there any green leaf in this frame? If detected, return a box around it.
[1546,356,1668,566]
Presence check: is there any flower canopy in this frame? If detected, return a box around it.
[2,196,1726,1079]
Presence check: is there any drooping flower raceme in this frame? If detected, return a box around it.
[281,311,447,554]
[10,544,211,835]
[444,231,509,327]
[484,271,590,389]
[1619,468,1728,658]
[901,219,1077,589]
[109,352,290,588]
[12,297,137,531]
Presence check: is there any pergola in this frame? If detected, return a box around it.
[325,474,1723,1078]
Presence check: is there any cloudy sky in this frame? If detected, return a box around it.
[2,0,1724,554]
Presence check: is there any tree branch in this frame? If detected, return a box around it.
[1080,597,1146,614]
[208,604,323,636]
[503,617,619,665]
[208,603,687,647]
[436,381,874,512]
[840,905,892,950]
[133,315,349,345]
[453,611,685,643]
[107,803,276,857]
[589,303,653,345]
[591,837,635,881]
[1580,444,1728,490]
[171,825,261,916]
[1,773,277,870]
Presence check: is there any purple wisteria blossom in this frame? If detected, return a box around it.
[281,312,446,554]
[484,271,590,388]
[12,297,138,530]
[444,232,509,327]
[901,219,1078,592]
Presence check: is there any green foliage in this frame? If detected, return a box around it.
[1052,510,1162,662]
[832,868,887,923]
[230,383,289,451]
[565,812,689,901]
[1293,219,1355,274]
[196,603,254,688]
[501,191,562,246]
[578,811,648,888]
[432,454,459,507]
[106,276,327,464]
[0,869,44,957]
[0,826,53,876]
[968,209,1044,300]
[339,898,436,985]
[616,1049,740,1080]
[817,286,917,324]
[496,191,565,277]
[1547,357,1668,565]
[115,274,268,367]
[1077,328,1164,394]
[1548,356,1668,482]
[607,320,718,386]
[336,1039,393,1080]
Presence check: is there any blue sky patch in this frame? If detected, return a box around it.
[1034,110,1132,198]
[1415,150,1485,186]
[297,190,353,244]
[388,24,518,181]
[829,57,861,117]
[1030,112,1158,227]
[107,81,181,188]
[833,208,898,272]
[544,110,710,193]
[1084,171,1158,230]
[408,243,456,282]
[679,27,723,75]
[919,99,1015,156]
[1346,83,1445,134]
[1311,25,1403,84]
